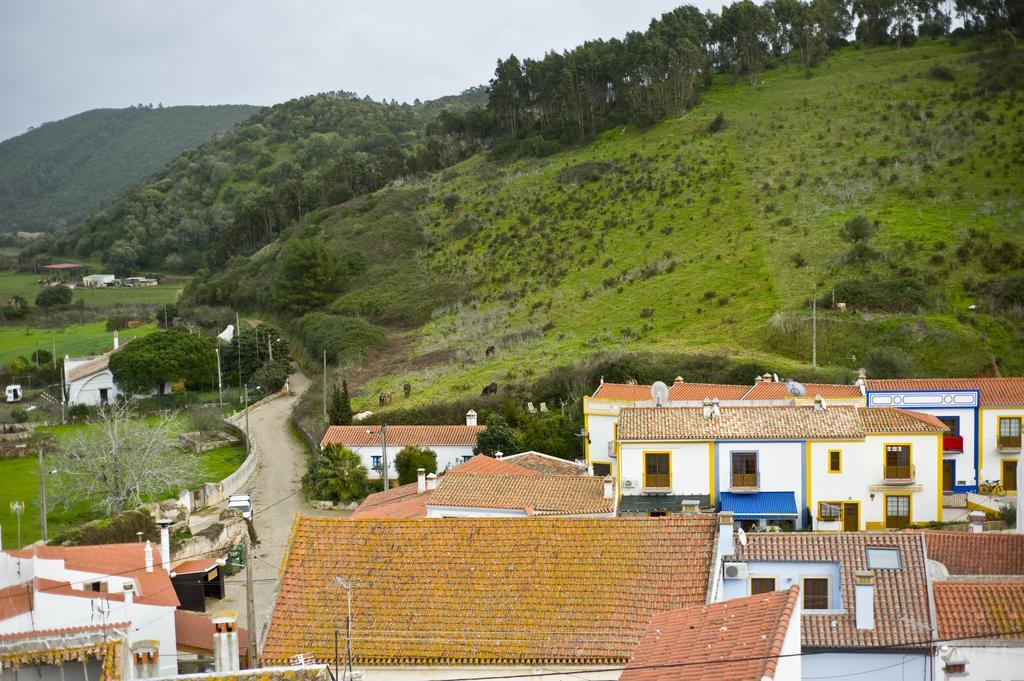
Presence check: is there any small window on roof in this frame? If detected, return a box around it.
[866,547,902,570]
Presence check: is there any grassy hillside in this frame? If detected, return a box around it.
[26,90,487,273]
[191,39,1024,411]
[0,105,260,232]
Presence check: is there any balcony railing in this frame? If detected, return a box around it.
[731,472,760,490]
[943,435,964,453]
[998,436,1022,451]
[883,464,915,484]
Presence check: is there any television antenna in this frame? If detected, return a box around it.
[786,380,807,397]
[651,381,669,407]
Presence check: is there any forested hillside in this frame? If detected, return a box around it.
[23,89,487,273]
[0,105,259,232]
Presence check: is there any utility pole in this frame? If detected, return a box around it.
[216,347,223,407]
[812,283,818,368]
[59,360,65,425]
[245,536,259,667]
[236,312,243,390]
[10,501,24,549]
[268,338,273,363]
[323,350,328,423]
[51,339,56,370]
[331,577,354,680]
[380,424,389,491]
[37,450,47,543]
[244,384,256,455]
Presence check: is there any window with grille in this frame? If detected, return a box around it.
[751,577,775,595]
[644,452,670,488]
[999,417,1022,448]
[802,577,830,610]
[885,445,911,479]
[828,450,842,473]
[886,495,911,528]
[818,502,841,521]
[371,455,382,471]
[731,451,758,488]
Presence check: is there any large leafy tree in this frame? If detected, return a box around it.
[35,285,73,308]
[109,330,216,394]
[474,413,521,455]
[518,413,582,461]
[394,446,438,484]
[304,445,369,503]
[328,381,353,426]
[271,237,348,315]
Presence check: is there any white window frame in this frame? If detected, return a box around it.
[748,574,777,595]
[866,547,902,570]
[801,574,832,610]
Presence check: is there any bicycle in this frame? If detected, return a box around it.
[977,479,1005,496]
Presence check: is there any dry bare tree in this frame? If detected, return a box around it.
[52,402,200,516]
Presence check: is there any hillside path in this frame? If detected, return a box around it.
[213,370,346,657]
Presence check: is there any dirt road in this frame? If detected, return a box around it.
[216,371,344,657]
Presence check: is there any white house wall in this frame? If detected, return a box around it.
[979,407,1024,488]
[802,652,928,681]
[716,441,804,525]
[66,370,119,406]
[617,442,711,498]
[353,445,476,480]
[942,644,1024,679]
[584,399,621,476]
[773,595,802,681]
[356,665,620,681]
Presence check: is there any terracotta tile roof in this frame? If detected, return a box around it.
[924,531,1024,575]
[618,405,863,441]
[732,532,932,649]
[320,425,485,448]
[350,482,433,519]
[428,473,614,515]
[592,382,752,401]
[866,377,1024,406]
[934,582,1024,642]
[166,666,331,681]
[0,622,130,641]
[263,516,717,666]
[12,543,180,608]
[0,627,125,681]
[175,610,250,656]
[743,382,863,400]
[621,586,800,681]
[857,408,948,433]
[0,583,32,622]
[66,351,114,382]
[172,558,220,574]
[501,451,587,476]
[450,453,540,476]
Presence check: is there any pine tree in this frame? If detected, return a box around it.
[328,380,353,425]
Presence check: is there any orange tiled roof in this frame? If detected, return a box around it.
[428,473,614,514]
[320,425,485,448]
[743,382,863,400]
[934,582,1024,641]
[593,382,752,401]
[857,408,948,433]
[501,451,586,476]
[451,453,540,475]
[0,626,126,681]
[733,532,931,649]
[263,516,717,666]
[12,543,180,608]
[66,351,114,382]
[172,558,220,574]
[924,531,1024,575]
[621,586,800,681]
[0,583,32,622]
[866,377,1024,406]
[618,405,864,441]
[175,610,250,656]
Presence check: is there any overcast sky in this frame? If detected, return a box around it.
[0,0,727,141]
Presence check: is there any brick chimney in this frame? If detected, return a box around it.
[212,612,241,672]
[855,570,875,629]
[417,468,426,494]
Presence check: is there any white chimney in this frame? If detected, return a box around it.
[718,511,735,557]
[144,541,154,573]
[157,519,172,571]
[702,398,713,419]
[854,570,875,630]
[1018,460,1023,534]
[466,410,477,426]
[814,395,827,411]
[494,451,504,459]
[417,468,427,494]
[123,583,134,604]
[113,331,119,350]
[426,473,438,490]
[603,475,614,500]
[213,612,241,672]
[969,510,986,533]
[711,398,721,418]
[681,499,701,513]
[673,376,685,386]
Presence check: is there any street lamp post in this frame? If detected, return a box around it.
[244,384,260,455]
[331,577,354,680]
[10,501,24,549]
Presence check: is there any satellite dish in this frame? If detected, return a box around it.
[737,527,748,547]
[786,380,807,397]
[651,381,670,406]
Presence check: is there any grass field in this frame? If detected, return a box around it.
[0,270,182,308]
[0,320,159,367]
[292,39,1024,411]
[0,443,247,549]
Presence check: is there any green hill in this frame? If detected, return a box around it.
[0,105,260,232]
[188,39,1024,408]
[25,90,487,273]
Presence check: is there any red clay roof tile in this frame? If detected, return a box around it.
[934,581,1024,641]
[320,425,485,448]
[924,531,1024,575]
[866,377,1024,406]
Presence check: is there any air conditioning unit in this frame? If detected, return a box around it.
[723,562,748,580]
[623,479,635,489]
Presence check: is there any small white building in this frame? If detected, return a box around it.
[0,538,180,679]
[319,411,486,480]
[64,333,170,406]
[82,274,116,288]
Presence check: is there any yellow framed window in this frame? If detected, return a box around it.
[828,449,842,473]
[644,452,670,488]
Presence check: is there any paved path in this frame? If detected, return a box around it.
[213,371,345,657]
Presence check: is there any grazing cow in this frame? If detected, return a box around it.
[379,393,386,407]
[485,345,496,358]
[379,392,393,407]
[403,382,412,398]
[481,382,498,396]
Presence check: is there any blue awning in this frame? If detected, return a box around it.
[720,491,798,519]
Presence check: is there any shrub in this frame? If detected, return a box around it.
[999,503,1016,527]
[474,413,521,455]
[394,446,438,484]
[927,65,955,81]
[829,277,929,312]
[790,253,807,268]
[557,160,621,185]
[303,445,368,503]
[863,346,916,378]
[838,215,877,243]
[442,193,461,213]
[36,285,73,308]
[248,359,291,394]
[708,113,726,133]
[51,508,157,546]
[11,408,28,423]
[291,313,386,364]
